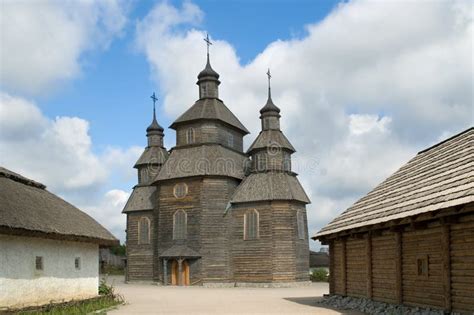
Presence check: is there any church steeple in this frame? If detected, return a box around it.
[197,34,220,99]
[260,69,281,131]
[146,92,164,147]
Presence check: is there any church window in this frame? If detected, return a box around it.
[244,209,259,240]
[186,128,195,144]
[75,257,81,270]
[297,210,305,240]
[35,256,43,271]
[173,183,188,199]
[138,217,151,244]
[228,133,234,148]
[257,154,267,171]
[173,210,187,240]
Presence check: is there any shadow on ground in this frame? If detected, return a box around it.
[284,297,361,314]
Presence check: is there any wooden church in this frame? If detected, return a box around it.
[122,40,310,286]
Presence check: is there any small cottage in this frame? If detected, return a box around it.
[0,167,118,310]
[313,128,474,313]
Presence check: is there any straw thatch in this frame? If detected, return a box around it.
[0,167,118,245]
[314,127,474,238]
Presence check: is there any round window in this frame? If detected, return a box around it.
[173,183,188,199]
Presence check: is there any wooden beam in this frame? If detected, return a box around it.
[366,234,373,299]
[329,241,335,295]
[441,224,452,312]
[342,238,347,296]
[395,231,403,304]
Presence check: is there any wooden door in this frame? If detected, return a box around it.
[183,261,190,285]
[171,260,178,285]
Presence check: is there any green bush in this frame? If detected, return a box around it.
[310,268,329,282]
[98,278,114,296]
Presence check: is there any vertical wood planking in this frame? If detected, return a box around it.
[395,231,402,304]
[367,234,373,299]
[441,224,452,312]
[342,238,347,296]
[329,241,335,295]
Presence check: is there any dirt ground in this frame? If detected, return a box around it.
[106,276,362,315]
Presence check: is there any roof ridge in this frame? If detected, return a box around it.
[0,167,46,189]
[418,126,473,154]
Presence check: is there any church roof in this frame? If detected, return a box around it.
[198,57,220,80]
[146,116,164,133]
[230,172,310,204]
[122,186,155,213]
[169,98,249,134]
[260,95,280,114]
[247,130,296,154]
[134,146,169,168]
[314,127,474,239]
[0,167,118,245]
[154,144,247,181]
[160,245,201,258]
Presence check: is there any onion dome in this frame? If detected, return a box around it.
[198,54,220,80]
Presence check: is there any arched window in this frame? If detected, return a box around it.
[173,210,187,240]
[244,209,259,240]
[297,210,305,240]
[186,128,195,144]
[139,217,150,244]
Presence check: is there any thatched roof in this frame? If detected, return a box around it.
[134,146,169,168]
[314,127,474,239]
[309,251,329,268]
[0,167,118,245]
[230,172,310,204]
[122,186,155,213]
[154,144,247,181]
[169,98,249,134]
[247,130,295,154]
[160,245,201,258]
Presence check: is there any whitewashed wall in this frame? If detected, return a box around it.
[0,235,99,309]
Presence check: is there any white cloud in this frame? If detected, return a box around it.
[0,0,128,95]
[0,93,140,242]
[135,0,472,248]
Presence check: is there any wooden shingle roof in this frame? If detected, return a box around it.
[154,144,247,181]
[230,172,310,204]
[122,186,155,213]
[0,167,118,245]
[247,130,296,154]
[169,98,249,134]
[314,127,474,238]
[134,146,169,168]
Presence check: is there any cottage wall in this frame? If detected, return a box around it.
[371,232,397,304]
[0,235,98,309]
[126,210,154,281]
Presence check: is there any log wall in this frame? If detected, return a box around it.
[126,211,154,281]
[450,212,474,312]
[371,232,397,304]
[332,240,345,295]
[346,238,367,297]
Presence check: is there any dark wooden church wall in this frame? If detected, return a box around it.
[230,202,273,282]
[126,211,154,280]
[294,203,310,281]
[200,177,238,283]
[450,212,474,313]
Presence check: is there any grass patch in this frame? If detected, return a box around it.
[310,268,329,282]
[7,281,123,315]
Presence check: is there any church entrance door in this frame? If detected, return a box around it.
[171,260,190,286]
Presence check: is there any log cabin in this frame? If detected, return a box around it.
[313,127,474,313]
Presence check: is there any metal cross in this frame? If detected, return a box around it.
[150,92,158,113]
[267,68,272,89]
[204,33,212,55]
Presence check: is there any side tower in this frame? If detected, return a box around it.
[122,95,168,282]
[230,71,311,284]
[153,38,249,286]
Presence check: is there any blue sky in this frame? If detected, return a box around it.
[1,0,471,244]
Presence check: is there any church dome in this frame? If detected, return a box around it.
[147,117,164,133]
[259,96,280,114]
[198,58,220,80]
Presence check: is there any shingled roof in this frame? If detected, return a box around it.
[169,98,249,134]
[154,144,248,181]
[134,146,169,168]
[122,186,155,213]
[314,127,474,239]
[0,167,118,245]
[230,172,310,204]
[247,130,296,154]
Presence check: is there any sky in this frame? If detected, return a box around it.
[0,0,472,248]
